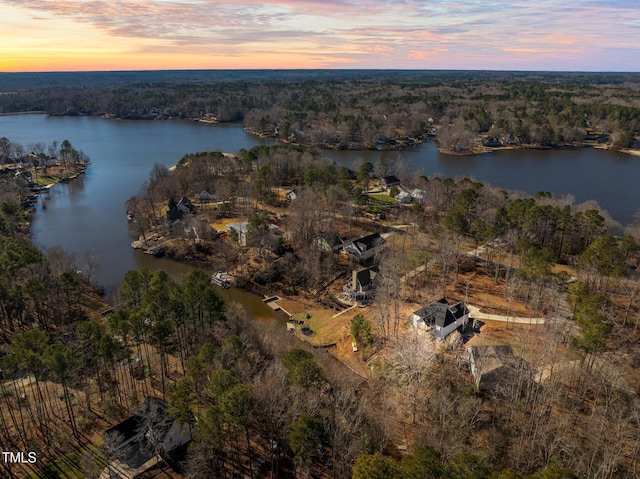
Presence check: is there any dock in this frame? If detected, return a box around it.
[211,271,235,288]
[262,296,307,318]
[263,296,283,311]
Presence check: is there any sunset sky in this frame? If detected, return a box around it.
[1,0,639,72]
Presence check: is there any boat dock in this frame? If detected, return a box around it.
[211,271,235,288]
[263,296,283,311]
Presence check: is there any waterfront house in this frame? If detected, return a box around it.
[343,232,385,262]
[410,189,425,202]
[176,196,194,213]
[395,191,412,203]
[195,189,216,202]
[411,298,469,339]
[378,175,401,190]
[484,137,503,148]
[285,189,298,201]
[227,221,279,247]
[166,196,195,222]
[343,268,376,302]
[227,222,250,246]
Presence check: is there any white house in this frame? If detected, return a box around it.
[395,191,412,203]
[410,189,425,201]
[195,189,216,202]
[411,298,469,339]
[227,221,279,247]
[227,222,250,246]
[285,189,298,201]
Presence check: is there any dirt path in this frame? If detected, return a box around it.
[330,337,372,379]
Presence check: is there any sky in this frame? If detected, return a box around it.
[1,0,639,72]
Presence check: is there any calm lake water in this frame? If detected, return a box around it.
[1,114,639,293]
[324,145,640,226]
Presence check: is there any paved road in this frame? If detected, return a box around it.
[466,304,546,325]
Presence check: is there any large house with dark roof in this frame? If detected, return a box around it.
[166,196,195,222]
[411,298,469,339]
[100,397,194,479]
[343,232,385,262]
[378,175,401,190]
[343,268,376,303]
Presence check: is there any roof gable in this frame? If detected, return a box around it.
[319,233,344,248]
[352,232,384,252]
[382,175,401,185]
[355,269,373,289]
[227,222,249,234]
[413,298,468,328]
[104,397,194,468]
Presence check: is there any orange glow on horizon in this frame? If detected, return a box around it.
[0,51,342,73]
[0,0,636,72]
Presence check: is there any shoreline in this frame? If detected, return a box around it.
[4,111,635,157]
[0,110,46,116]
[439,143,640,157]
[243,125,640,157]
[619,148,640,157]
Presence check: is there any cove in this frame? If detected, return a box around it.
[1,114,638,292]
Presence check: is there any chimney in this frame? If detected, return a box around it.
[352,270,358,291]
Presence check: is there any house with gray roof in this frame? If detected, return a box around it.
[166,196,195,222]
[314,233,345,252]
[343,232,385,262]
[101,397,194,479]
[411,298,469,339]
[466,345,534,395]
[227,221,250,246]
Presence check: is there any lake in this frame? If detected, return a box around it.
[1,114,639,292]
[323,145,640,226]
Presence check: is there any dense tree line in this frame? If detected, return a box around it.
[1,71,639,151]
[0,177,110,477]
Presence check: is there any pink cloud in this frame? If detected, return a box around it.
[2,0,640,70]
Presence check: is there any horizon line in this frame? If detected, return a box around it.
[2,68,640,75]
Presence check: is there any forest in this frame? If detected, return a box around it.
[1,70,639,152]
[2,132,640,477]
[110,143,640,478]
[1,73,640,478]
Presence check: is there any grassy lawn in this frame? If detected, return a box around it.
[32,176,57,186]
[368,193,396,204]
[291,306,363,347]
[211,216,242,231]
